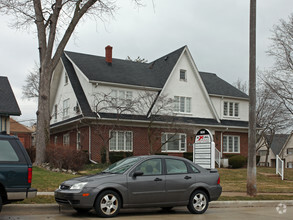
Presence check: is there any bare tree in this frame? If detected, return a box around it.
[247,0,257,197]
[137,91,182,154]
[126,56,148,63]
[91,90,140,163]
[0,0,141,165]
[233,78,248,94]
[22,65,40,99]
[256,79,292,165]
[264,14,293,114]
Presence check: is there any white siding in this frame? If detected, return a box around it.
[210,96,249,121]
[160,50,215,118]
[50,67,78,124]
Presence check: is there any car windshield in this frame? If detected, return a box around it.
[102,157,141,174]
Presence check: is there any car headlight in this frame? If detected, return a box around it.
[70,182,88,190]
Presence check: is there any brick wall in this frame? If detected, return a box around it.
[50,123,248,162]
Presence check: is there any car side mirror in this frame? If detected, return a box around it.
[133,171,144,178]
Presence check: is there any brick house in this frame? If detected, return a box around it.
[10,118,33,149]
[0,76,21,134]
[50,45,249,163]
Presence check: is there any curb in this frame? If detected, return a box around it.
[210,200,293,208]
[2,200,293,213]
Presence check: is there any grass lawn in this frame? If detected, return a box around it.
[23,165,293,204]
[218,167,293,193]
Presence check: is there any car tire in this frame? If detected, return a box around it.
[94,190,121,218]
[187,190,209,214]
[73,208,91,214]
[161,207,173,212]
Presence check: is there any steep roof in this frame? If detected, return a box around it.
[64,46,247,99]
[10,118,32,133]
[61,54,96,117]
[0,76,21,116]
[64,46,185,89]
[199,72,248,99]
[270,134,290,156]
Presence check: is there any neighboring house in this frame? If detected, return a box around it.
[0,76,21,134]
[10,118,33,149]
[49,45,249,163]
[257,133,293,168]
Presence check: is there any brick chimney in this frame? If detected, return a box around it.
[105,45,113,65]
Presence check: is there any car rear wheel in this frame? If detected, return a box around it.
[94,190,121,218]
[187,190,209,214]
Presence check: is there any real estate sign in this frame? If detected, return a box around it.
[193,129,215,169]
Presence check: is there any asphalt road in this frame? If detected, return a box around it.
[0,205,292,220]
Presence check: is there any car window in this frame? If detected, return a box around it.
[166,159,187,174]
[190,164,200,173]
[135,159,162,176]
[0,140,19,162]
[103,157,141,174]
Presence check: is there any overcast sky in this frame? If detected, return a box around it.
[1,0,293,126]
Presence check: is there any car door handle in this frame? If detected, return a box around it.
[154,178,163,181]
[184,176,192,180]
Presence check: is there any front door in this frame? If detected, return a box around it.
[127,158,165,205]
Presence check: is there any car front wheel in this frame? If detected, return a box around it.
[94,190,121,218]
[187,190,209,214]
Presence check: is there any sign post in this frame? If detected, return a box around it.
[193,129,215,169]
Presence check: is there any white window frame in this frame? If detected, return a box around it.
[109,130,133,152]
[287,148,293,155]
[54,136,58,145]
[223,101,239,117]
[161,133,187,153]
[223,135,240,153]
[111,89,133,106]
[63,99,70,118]
[77,131,81,150]
[180,69,187,81]
[65,73,69,85]
[63,133,70,146]
[174,96,191,113]
[54,104,58,120]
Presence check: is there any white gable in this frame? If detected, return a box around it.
[159,47,218,120]
[50,61,80,125]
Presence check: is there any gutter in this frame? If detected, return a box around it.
[88,125,98,164]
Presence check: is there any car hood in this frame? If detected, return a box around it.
[61,173,118,186]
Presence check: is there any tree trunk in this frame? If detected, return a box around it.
[35,65,52,165]
[247,0,257,196]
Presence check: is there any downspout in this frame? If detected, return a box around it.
[88,125,98,164]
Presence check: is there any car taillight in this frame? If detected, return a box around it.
[28,167,32,184]
[217,177,220,185]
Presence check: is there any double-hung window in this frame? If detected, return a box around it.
[161,133,186,152]
[174,96,191,113]
[180,69,187,81]
[111,89,133,107]
[223,101,239,117]
[63,99,70,118]
[109,131,133,152]
[63,133,70,146]
[223,135,240,153]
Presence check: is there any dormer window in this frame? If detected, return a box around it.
[180,69,187,81]
[223,101,239,117]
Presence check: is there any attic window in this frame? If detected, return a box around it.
[65,73,68,85]
[180,69,186,81]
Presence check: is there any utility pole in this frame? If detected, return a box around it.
[247,0,257,196]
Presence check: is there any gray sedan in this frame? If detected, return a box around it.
[55,155,222,217]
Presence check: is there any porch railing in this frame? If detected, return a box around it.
[215,147,221,168]
[276,155,284,180]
